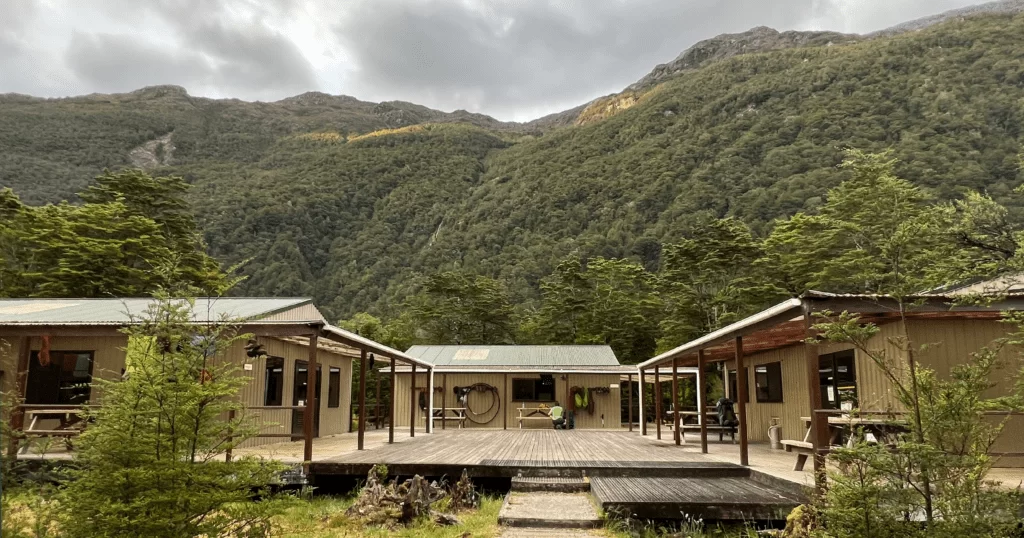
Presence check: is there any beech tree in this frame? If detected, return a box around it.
[0,170,227,298]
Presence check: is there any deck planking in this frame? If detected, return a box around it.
[310,430,748,478]
[591,476,802,521]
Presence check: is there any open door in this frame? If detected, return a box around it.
[291,360,322,437]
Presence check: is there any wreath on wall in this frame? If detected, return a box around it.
[568,386,611,415]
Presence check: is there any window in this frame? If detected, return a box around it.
[26,351,94,405]
[512,376,555,401]
[754,362,783,403]
[328,367,341,408]
[264,357,284,406]
[819,350,857,409]
[728,367,749,404]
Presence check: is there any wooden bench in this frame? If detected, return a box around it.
[681,424,737,443]
[781,440,814,471]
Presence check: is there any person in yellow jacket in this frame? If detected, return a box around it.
[550,402,566,429]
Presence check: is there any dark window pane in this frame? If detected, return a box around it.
[754,362,783,403]
[512,379,536,400]
[328,367,341,408]
[264,357,284,406]
[26,351,93,405]
[728,368,749,403]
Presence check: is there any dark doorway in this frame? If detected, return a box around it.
[26,351,94,405]
[291,360,322,437]
[819,350,857,409]
[728,367,749,404]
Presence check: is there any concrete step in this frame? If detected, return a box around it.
[511,476,591,493]
[498,528,605,537]
[498,492,602,529]
[512,467,586,478]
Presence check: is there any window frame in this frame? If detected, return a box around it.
[263,356,285,406]
[753,362,784,403]
[511,377,556,402]
[327,367,341,408]
[728,367,749,404]
[26,350,95,405]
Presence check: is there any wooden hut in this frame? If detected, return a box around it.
[389,345,632,430]
[636,291,1024,482]
[0,297,433,458]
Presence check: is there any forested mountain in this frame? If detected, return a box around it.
[2,9,1024,323]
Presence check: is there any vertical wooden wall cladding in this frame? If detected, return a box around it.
[233,337,353,448]
[392,372,622,429]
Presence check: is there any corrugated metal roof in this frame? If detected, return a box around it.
[404,345,620,367]
[0,298,316,325]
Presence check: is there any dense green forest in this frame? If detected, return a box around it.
[2,12,1024,336]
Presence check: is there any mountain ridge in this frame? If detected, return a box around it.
[2,5,1024,320]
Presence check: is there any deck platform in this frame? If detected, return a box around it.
[591,476,801,521]
[308,429,743,478]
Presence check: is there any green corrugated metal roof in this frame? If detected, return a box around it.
[404,345,621,367]
[0,298,314,325]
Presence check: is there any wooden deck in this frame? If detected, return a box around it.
[591,476,802,521]
[308,429,744,478]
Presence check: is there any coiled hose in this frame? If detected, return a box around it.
[454,383,502,425]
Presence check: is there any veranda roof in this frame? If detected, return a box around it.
[638,291,1024,370]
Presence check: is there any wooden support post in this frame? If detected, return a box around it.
[672,358,681,445]
[503,374,508,430]
[627,374,633,432]
[442,374,448,430]
[736,336,749,466]
[803,304,827,488]
[697,349,708,454]
[655,368,662,440]
[427,368,435,434]
[357,348,367,451]
[303,332,319,464]
[410,363,417,438]
[8,337,30,457]
[388,361,396,444]
[225,409,236,462]
[639,369,647,435]
[375,366,382,429]
[723,364,731,400]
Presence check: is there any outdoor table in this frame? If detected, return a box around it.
[517,407,552,429]
[20,408,85,453]
[673,408,719,426]
[799,415,906,448]
[429,407,468,429]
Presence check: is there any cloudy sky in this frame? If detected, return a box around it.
[0,0,983,121]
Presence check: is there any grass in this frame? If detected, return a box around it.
[274,494,505,538]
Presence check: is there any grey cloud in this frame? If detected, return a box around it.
[65,32,214,91]
[0,0,988,118]
[331,0,980,120]
[62,1,319,100]
[332,0,841,119]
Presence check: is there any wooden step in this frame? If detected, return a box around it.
[512,476,590,493]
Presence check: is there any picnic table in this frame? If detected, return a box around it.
[783,415,907,470]
[428,407,468,429]
[19,407,86,454]
[517,407,552,429]
[675,408,719,424]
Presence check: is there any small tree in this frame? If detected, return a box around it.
[57,294,288,538]
[813,312,1024,537]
